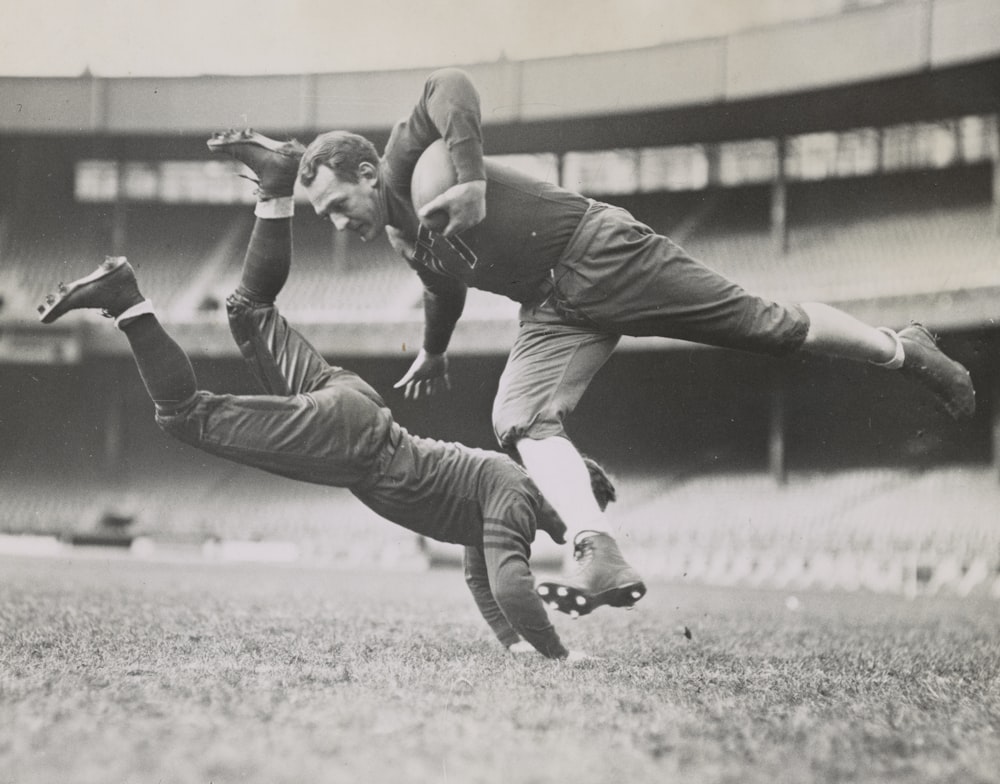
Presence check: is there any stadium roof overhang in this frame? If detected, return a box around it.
[479,58,1000,155]
[3,57,997,161]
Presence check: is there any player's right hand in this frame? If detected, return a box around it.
[418,180,486,237]
[393,348,450,400]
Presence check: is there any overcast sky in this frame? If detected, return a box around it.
[1,0,846,77]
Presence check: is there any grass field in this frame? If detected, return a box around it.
[2,554,998,784]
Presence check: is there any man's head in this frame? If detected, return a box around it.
[299,131,384,242]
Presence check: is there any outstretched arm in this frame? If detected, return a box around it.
[388,227,467,399]
[475,497,570,660]
[464,545,521,650]
[482,535,567,658]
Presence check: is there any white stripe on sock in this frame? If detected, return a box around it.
[114,299,155,330]
[254,197,295,219]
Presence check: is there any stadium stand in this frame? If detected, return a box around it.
[3,204,110,307]
[1,19,996,594]
[612,466,1000,596]
[3,166,995,326]
[662,166,1000,305]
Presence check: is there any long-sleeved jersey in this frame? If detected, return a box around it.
[378,68,590,352]
[161,297,571,659]
[356,424,569,658]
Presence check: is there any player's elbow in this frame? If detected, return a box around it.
[464,569,484,592]
[425,68,480,104]
[427,67,474,90]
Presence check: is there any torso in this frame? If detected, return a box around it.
[382,158,589,304]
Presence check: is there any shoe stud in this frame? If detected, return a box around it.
[537,585,549,596]
[546,602,558,611]
[556,586,568,597]
[46,293,56,304]
[569,610,580,620]
[575,595,587,607]
[631,590,642,600]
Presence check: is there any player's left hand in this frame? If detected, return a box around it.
[393,348,451,400]
[562,650,599,665]
[508,640,536,656]
[418,180,486,237]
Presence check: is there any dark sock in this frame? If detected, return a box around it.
[120,314,197,408]
[235,217,292,304]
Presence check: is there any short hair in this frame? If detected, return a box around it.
[298,130,380,186]
[583,457,616,511]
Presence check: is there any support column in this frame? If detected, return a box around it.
[111,161,127,255]
[992,115,1000,236]
[769,371,788,486]
[992,363,1000,484]
[102,361,127,480]
[771,137,788,256]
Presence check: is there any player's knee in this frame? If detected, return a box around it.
[153,394,201,439]
[492,405,566,453]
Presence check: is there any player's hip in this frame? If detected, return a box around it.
[522,202,808,354]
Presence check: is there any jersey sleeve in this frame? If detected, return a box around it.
[384,68,486,189]
[414,267,467,355]
[463,545,520,648]
[480,493,568,660]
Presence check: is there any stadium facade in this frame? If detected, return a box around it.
[1,0,998,592]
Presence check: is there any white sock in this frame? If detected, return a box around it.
[870,327,905,370]
[114,299,155,330]
[254,197,294,219]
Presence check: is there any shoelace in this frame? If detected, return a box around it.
[573,538,595,568]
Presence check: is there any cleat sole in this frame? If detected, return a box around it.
[37,256,130,324]
[536,579,647,617]
[206,128,301,157]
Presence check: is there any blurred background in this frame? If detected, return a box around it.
[1,0,998,595]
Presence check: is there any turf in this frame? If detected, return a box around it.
[1,554,998,784]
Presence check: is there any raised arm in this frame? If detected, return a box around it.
[384,69,487,236]
[385,69,485,185]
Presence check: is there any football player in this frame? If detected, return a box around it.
[36,143,620,660]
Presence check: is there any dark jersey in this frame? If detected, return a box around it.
[355,427,568,658]
[379,68,588,307]
[159,300,570,658]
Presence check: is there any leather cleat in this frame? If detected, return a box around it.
[898,323,975,419]
[206,128,304,200]
[37,256,141,324]
[536,531,647,617]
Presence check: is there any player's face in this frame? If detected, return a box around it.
[304,163,385,242]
